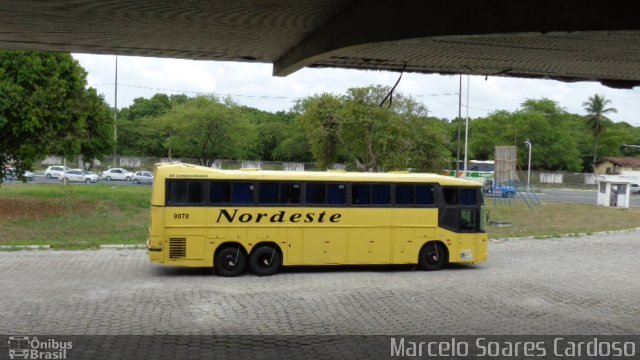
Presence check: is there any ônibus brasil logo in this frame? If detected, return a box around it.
[8,336,72,360]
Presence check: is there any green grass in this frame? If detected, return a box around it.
[486,200,640,239]
[0,183,151,249]
[2,184,639,249]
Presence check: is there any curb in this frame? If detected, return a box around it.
[0,244,145,251]
[99,244,146,249]
[490,226,640,243]
[0,245,51,250]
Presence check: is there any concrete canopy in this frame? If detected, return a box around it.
[1,0,639,88]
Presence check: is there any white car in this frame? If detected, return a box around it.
[45,165,70,179]
[101,168,133,181]
[132,171,154,184]
[61,169,100,184]
[631,183,640,195]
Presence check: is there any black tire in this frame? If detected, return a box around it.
[45,173,52,179]
[133,179,139,184]
[106,176,111,181]
[214,246,247,277]
[418,242,448,271]
[85,178,91,184]
[126,176,131,181]
[249,245,281,276]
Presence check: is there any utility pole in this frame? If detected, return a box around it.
[113,55,118,168]
[455,75,462,176]
[463,75,470,177]
[524,139,532,190]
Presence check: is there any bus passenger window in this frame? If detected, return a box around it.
[372,184,390,205]
[460,188,477,206]
[395,184,413,205]
[442,187,458,205]
[327,184,346,205]
[279,183,301,204]
[167,180,205,205]
[305,183,326,204]
[233,182,254,204]
[415,185,434,205]
[352,184,371,205]
[209,181,231,204]
[259,182,279,204]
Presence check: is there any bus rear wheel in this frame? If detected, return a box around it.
[249,245,281,276]
[214,246,247,277]
[418,242,447,271]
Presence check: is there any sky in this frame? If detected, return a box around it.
[73,54,640,126]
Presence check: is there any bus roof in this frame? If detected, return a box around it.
[154,163,482,187]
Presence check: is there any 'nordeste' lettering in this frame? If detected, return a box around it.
[216,209,342,224]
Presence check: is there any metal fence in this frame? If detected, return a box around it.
[39,155,331,172]
[516,170,597,186]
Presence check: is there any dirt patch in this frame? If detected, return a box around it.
[0,197,97,220]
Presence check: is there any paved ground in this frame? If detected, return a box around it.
[0,231,639,336]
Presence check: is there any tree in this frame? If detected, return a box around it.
[295,94,344,169]
[158,96,256,166]
[466,99,585,172]
[583,94,617,167]
[117,93,189,156]
[0,50,112,182]
[296,86,450,172]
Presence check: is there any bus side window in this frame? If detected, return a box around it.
[259,182,279,204]
[280,183,301,204]
[352,184,371,205]
[233,182,254,204]
[395,184,413,205]
[167,180,205,205]
[372,184,390,205]
[415,185,434,205]
[305,183,326,204]
[327,184,346,205]
[460,188,477,206]
[210,181,231,204]
[442,187,458,205]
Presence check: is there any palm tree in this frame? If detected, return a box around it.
[583,94,617,167]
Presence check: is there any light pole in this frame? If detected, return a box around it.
[463,75,470,177]
[524,139,532,190]
[113,55,118,168]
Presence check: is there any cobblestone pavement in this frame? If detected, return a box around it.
[0,231,639,336]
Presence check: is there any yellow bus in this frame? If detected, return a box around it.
[147,163,488,276]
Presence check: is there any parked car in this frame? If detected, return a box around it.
[631,183,640,195]
[132,171,154,184]
[45,165,70,179]
[3,167,35,181]
[61,169,100,184]
[101,168,133,181]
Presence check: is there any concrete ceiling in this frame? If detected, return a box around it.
[1,0,639,88]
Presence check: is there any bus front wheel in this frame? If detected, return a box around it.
[214,246,247,277]
[249,245,281,276]
[418,242,448,271]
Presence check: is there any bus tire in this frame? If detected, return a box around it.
[214,246,247,277]
[418,242,448,271]
[249,245,281,276]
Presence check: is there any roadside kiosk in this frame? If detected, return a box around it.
[596,175,631,208]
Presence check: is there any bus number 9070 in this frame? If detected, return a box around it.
[173,213,190,220]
